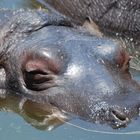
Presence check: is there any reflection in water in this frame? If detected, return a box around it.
[0,93,67,131]
[1,92,140,135]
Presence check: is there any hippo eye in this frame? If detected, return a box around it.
[22,57,59,91]
[24,69,55,91]
[25,69,50,84]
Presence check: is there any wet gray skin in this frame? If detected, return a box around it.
[43,0,140,40]
[0,9,140,129]
[42,0,140,70]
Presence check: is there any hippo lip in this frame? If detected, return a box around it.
[109,109,130,128]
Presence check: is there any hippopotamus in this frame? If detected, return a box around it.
[43,0,140,70]
[0,9,140,129]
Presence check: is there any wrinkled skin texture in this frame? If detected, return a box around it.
[43,0,140,70]
[44,0,140,40]
[0,9,140,129]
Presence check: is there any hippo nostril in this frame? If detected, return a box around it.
[110,109,130,128]
[111,110,127,122]
[111,109,130,124]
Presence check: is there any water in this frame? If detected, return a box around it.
[0,0,140,139]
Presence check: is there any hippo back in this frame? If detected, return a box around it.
[45,0,140,39]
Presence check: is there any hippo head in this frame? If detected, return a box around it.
[1,25,140,129]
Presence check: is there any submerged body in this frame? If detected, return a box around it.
[44,0,140,39]
[44,0,140,70]
[0,9,139,129]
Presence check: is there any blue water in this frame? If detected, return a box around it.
[0,111,140,140]
[0,0,140,139]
